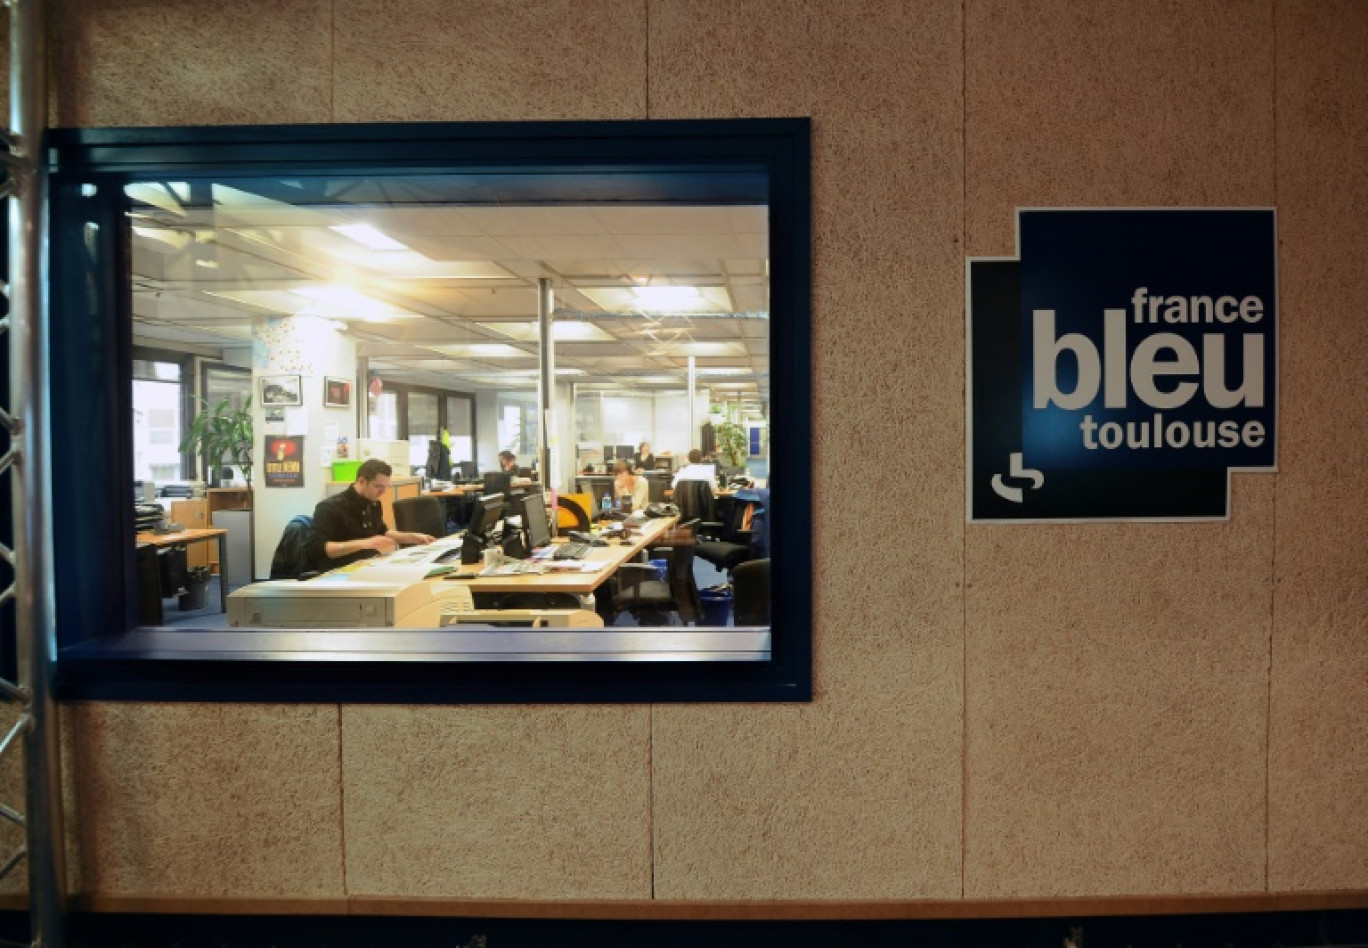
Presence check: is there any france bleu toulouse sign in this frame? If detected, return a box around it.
[967,209,1277,522]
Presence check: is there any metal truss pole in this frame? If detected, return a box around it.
[2,0,67,945]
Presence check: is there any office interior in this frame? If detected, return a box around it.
[9,0,1367,941]
[129,178,771,614]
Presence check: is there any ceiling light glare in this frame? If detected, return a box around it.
[632,286,702,311]
[330,223,408,252]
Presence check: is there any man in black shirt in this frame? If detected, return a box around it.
[304,459,434,572]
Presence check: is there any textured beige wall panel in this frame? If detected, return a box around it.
[962,0,1278,898]
[964,479,1275,897]
[52,0,333,127]
[1267,0,1368,892]
[61,703,344,897]
[332,0,646,122]
[341,706,651,898]
[965,0,1276,254]
[650,0,966,900]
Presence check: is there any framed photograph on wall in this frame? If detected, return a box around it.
[324,376,352,409]
[259,374,302,407]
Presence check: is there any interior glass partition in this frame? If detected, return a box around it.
[48,119,810,703]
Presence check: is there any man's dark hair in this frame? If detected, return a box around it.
[687,448,703,464]
[356,458,392,482]
[498,450,515,463]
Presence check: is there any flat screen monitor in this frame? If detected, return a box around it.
[470,493,506,538]
[481,470,512,498]
[520,492,552,550]
[457,460,478,480]
[616,445,634,464]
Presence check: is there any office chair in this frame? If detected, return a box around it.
[556,496,592,532]
[393,496,447,538]
[614,525,701,625]
[732,558,770,626]
[646,473,668,504]
[672,480,716,524]
[696,493,760,577]
[269,515,314,580]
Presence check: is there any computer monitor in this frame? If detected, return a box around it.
[520,492,552,550]
[481,470,512,498]
[470,492,506,538]
[457,460,478,480]
[616,445,634,464]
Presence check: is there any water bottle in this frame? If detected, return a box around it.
[600,492,612,517]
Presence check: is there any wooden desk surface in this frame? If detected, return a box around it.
[136,527,228,548]
[426,477,534,498]
[439,515,679,595]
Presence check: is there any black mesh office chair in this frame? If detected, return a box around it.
[393,496,447,538]
[732,558,770,626]
[696,494,758,576]
[614,524,701,625]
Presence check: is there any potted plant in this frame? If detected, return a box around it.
[709,402,749,469]
[180,395,254,487]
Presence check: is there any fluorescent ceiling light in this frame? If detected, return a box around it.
[288,285,417,320]
[479,321,616,343]
[424,343,528,359]
[330,223,408,251]
[632,286,702,310]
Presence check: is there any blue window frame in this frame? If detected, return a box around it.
[47,119,811,703]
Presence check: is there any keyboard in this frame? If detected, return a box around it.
[554,540,592,560]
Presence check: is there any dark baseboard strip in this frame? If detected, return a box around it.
[57,890,1368,920]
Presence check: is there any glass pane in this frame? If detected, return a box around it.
[120,170,771,639]
[407,392,438,469]
[132,379,182,483]
[369,392,398,441]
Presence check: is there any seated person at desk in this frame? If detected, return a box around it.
[671,448,718,487]
[304,459,434,572]
[613,458,650,510]
[498,449,517,472]
[633,441,655,472]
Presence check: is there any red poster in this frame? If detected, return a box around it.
[263,435,305,488]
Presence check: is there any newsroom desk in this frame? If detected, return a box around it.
[227,514,680,628]
[135,527,230,619]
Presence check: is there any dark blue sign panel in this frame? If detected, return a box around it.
[968,209,1277,522]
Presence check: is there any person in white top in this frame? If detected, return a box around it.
[613,459,650,510]
[671,448,718,487]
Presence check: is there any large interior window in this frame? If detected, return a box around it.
[48,120,811,702]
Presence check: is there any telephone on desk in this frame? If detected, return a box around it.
[567,531,609,548]
[152,520,185,535]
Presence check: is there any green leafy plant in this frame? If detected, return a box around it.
[180,395,254,487]
[710,402,749,468]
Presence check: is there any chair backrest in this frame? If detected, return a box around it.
[393,496,447,537]
[665,530,702,624]
[269,514,313,580]
[732,557,770,626]
[673,479,715,523]
[556,495,592,532]
[646,473,668,503]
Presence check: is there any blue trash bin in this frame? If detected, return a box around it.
[699,587,732,626]
[649,558,668,581]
